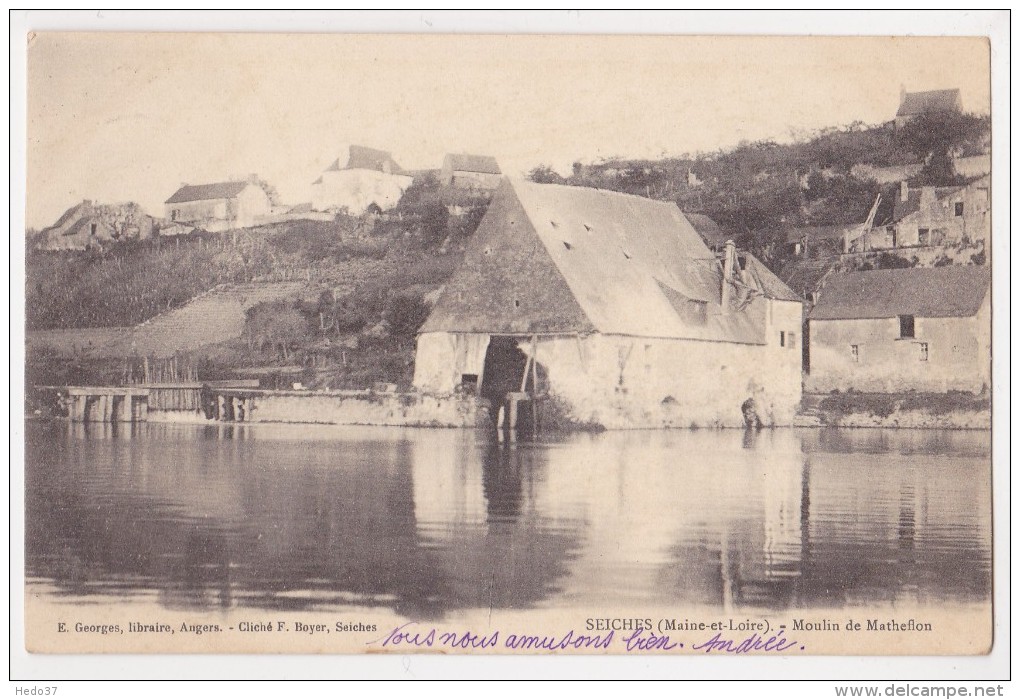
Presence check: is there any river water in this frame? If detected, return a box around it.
[25,421,991,619]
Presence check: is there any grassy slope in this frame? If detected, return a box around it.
[26,193,474,389]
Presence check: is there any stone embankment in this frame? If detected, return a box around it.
[797,391,991,430]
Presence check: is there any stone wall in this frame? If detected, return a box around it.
[247,390,483,428]
[807,299,990,393]
[414,299,804,430]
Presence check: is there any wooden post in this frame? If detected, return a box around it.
[531,334,539,437]
[507,397,518,443]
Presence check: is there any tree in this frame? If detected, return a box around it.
[385,292,430,341]
[419,201,449,248]
[528,165,564,184]
[898,112,989,186]
[243,301,311,360]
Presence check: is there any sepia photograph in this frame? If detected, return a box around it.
[11,10,1009,684]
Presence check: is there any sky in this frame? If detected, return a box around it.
[25,32,991,230]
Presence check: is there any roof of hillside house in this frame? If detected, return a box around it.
[166,181,250,204]
[325,145,404,174]
[779,257,840,297]
[421,180,797,343]
[684,213,726,247]
[809,266,990,320]
[444,153,501,175]
[896,89,962,117]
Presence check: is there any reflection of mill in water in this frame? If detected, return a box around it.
[718,431,812,611]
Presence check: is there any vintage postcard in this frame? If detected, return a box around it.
[19,28,1001,662]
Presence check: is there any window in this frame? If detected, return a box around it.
[513,299,521,309]
[850,344,859,362]
[899,315,915,339]
[918,343,928,361]
[780,331,786,347]
[460,374,479,392]
[918,228,930,245]
[955,202,964,217]
[788,332,797,350]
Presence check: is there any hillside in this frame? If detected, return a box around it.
[532,111,990,270]
[26,111,990,391]
[26,179,485,389]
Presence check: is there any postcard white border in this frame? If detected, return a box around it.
[8,9,1011,684]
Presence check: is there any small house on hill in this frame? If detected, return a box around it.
[165,181,272,232]
[440,154,502,190]
[413,180,804,429]
[862,177,990,251]
[37,200,154,251]
[895,88,962,130]
[311,145,413,214]
[807,266,990,393]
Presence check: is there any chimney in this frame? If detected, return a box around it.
[900,180,909,202]
[721,239,736,308]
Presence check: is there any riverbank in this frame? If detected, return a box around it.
[31,385,992,432]
[798,391,991,430]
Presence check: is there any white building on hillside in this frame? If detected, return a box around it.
[311,145,413,215]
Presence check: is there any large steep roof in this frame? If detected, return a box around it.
[422,180,793,343]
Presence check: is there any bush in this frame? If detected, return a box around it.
[384,292,430,340]
[418,202,450,249]
[243,301,313,360]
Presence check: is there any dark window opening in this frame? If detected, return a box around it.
[788,332,797,349]
[460,374,479,392]
[513,299,520,309]
[918,228,930,245]
[919,343,929,362]
[850,344,859,362]
[899,315,915,339]
[780,331,786,347]
[955,202,964,217]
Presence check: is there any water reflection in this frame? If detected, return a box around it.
[26,422,991,617]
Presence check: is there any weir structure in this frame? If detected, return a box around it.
[65,386,151,423]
